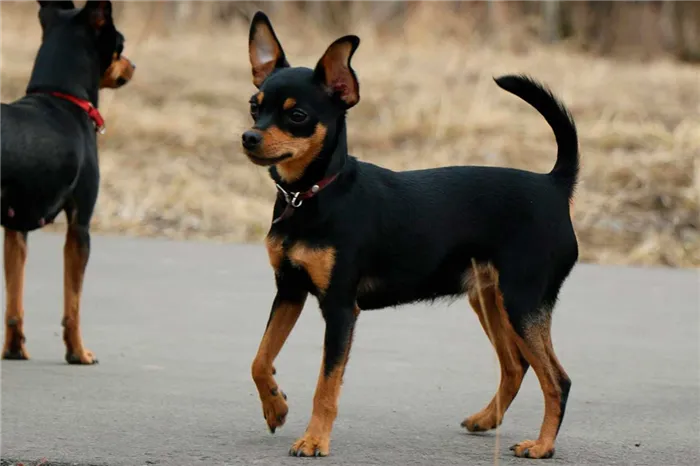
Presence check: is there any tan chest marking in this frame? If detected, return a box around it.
[265,236,285,273]
[266,238,336,293]
[288,244,336,294]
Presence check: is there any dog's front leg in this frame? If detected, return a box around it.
[252,287,308,434]
[289,300,360,457]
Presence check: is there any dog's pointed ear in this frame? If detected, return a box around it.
[81,0,113,32]
[38,1,75,9]
[249,11,289,89]
[313,35,360,108]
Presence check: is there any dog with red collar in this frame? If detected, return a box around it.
[0,1,135,364]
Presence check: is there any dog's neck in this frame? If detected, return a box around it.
[26,35,101,107]
[270,117,348,193]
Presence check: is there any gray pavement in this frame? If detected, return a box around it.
[1,232,699,466]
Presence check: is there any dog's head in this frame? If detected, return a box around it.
[36,1,135,89]
[241,11,360,183]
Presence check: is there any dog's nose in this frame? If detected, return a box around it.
[242,130,262,150]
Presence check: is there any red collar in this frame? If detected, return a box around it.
[272,172,339,224]
[40,91,106,134]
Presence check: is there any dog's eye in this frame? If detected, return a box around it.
[250,102,259,120]
[289,109,307,124]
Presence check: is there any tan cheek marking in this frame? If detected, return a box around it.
[276,123,327,183]
[100,54,135,89]
[262,126,307,159]
[288,244,336,294]
[256,92,264,105]
[119,56,135,81]
[99,54,118,89]
[283,98,296,110]
[265,235,284,272]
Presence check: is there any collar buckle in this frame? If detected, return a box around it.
[275,184,305,209]
[272,176,337,225]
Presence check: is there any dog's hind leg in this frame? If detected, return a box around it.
[462,264,529,432]
[62,222,96,364]
[498,270,571,459]
[61,197,99,365]
[2,229,29,360]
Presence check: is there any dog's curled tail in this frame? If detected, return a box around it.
[494,74,579,199]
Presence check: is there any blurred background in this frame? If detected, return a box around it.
[1,0,698,268]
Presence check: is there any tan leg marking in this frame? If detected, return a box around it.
[463,264,528,433]
[290,306,360,457]
[3,229,29,360]
[63,225,96,364]
[510,314,569,459]
[252,298,307,433]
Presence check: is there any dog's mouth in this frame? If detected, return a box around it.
[245,151,293,166]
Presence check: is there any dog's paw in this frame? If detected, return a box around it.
[461,409,501,432]
[289,432,329,457]
[2,346,30,360]
[262,387,288,433]
[3,323,28,360]
[66,349,98,365]
[510,439,555,459]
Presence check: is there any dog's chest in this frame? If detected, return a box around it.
[265,235,336,294]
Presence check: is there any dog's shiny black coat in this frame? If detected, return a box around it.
[246,11,579,456]
[260,74,579,338]
[1,0,124,233]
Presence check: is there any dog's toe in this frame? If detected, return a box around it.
[2,348,30,360]
[65,350,98,365]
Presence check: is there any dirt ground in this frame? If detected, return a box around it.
[1,2,698,267]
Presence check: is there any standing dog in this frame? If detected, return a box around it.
[243,11,578,459]
[1,0,135,364]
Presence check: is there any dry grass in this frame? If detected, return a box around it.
[1,2,698,268]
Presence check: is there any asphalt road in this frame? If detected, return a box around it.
[1,232,698,466]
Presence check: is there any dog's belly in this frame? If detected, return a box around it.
[356,274,465,310]
[1,192,65,231]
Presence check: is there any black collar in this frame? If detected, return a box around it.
[271,122,349,225]
[272,171,340,224]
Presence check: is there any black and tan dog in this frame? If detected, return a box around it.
[243,11,578,459]
[1,0,135,364]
